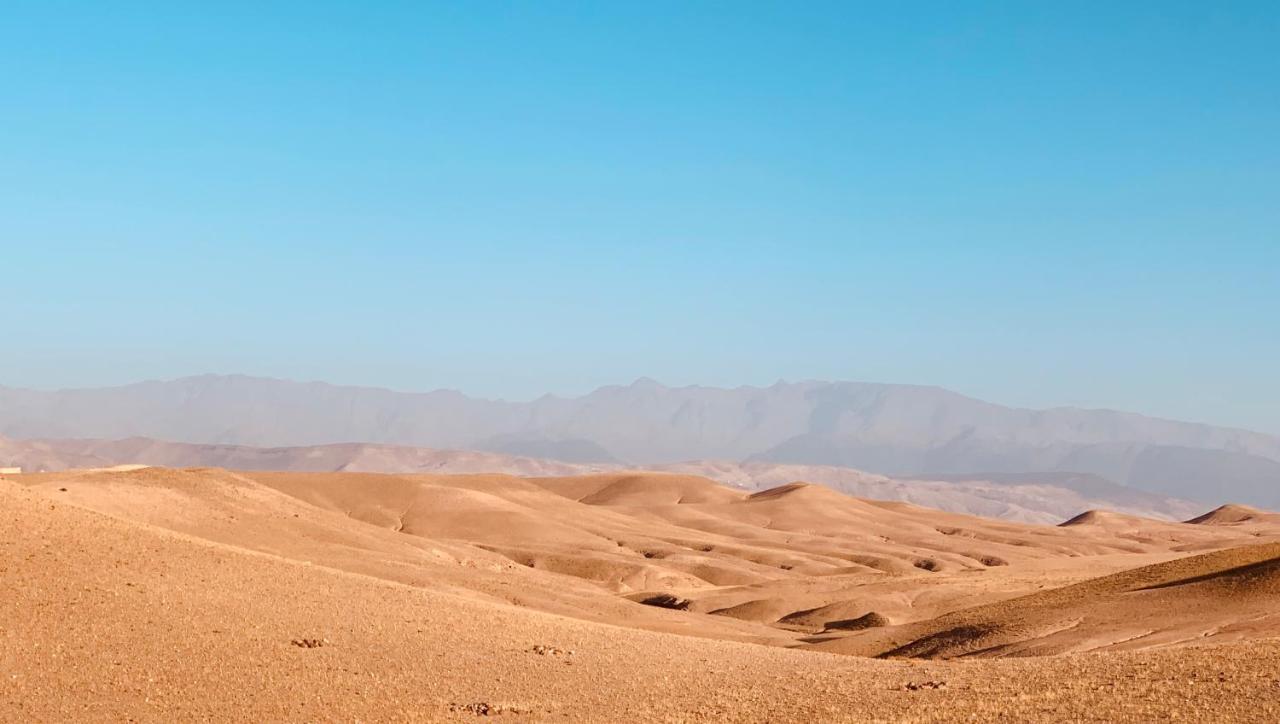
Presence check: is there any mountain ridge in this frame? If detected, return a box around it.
[2,374,1278,506]
[13,373,1269,435]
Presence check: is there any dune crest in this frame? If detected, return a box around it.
[1186,503,1280,526]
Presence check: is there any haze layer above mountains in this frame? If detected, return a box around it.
[2,374,1278,507]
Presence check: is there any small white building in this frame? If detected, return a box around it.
[0,467,22,475]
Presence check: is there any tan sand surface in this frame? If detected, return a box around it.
[4,468,1280,721]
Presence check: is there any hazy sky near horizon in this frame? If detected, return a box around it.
[2,2,1278,433]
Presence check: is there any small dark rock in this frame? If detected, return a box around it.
[531,644,573,657]
[639,594,692,611]
[451,701,529,717]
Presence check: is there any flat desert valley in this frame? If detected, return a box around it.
[4,466,1280,721]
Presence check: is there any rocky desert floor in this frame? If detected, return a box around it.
[4,467,1280,722]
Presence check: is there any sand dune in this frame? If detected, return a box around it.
[674,461,1205,523]
[1187,503,1280,526]
[13,468,1279,642]
[811,542,1280,660]
[5,466,1280,721]
[1,434,1208,524]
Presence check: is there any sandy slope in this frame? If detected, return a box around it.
[13,468,1278,644]
[810,541,1280,659]
[4,468,1280,721]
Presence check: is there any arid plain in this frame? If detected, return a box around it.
[4,465,1280,721]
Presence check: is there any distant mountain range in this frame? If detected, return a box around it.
[2,374,1278,507]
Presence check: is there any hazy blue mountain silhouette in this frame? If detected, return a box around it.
[2,374,1277,506]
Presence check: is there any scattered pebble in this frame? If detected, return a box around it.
[451,701,529,717]
[531,644,573,657]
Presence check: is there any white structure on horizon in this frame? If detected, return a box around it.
[0,467,22,474]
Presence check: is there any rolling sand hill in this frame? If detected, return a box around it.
[4,466,1280,721]
[811,542,1280,659]
[1187,503,1280,527]
[0,434,1204,523]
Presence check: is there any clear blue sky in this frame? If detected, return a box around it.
[2,2,1277,433]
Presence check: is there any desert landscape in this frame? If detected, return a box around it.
[5,464,1280,721]
[7,2,1278,721]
